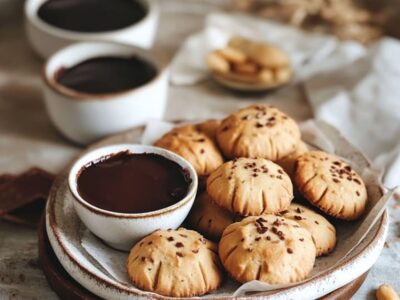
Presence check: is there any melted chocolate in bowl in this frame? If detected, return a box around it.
[56,56,157,94]
[77,152,192,214]
[37,0,147,33]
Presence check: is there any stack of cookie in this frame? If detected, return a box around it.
[126,104,369,297]
[207,36,292,86]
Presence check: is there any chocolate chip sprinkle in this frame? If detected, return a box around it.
[175,242,184,248]
[167,237,174,242]
[176,252,184,257]
[294,215,302,220]
[192,249,199,254]
[287,248,293,254]
[356,191,360,196]
[299,238,304,242]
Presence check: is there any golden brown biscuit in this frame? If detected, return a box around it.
[275,65,293,83]
[154,125,224,176]
[228,36,290,68]
[216,105,301,160]
[207,158,293,216]
[258,68,274,84]
[207,51,230,74]
[127,228,223,297]
[276,141,308,178]
[294,151,368,220]
[217,47,247,64]
[187,192,237,240]
[219,215,316,284]
[196,119,222,143]
[281,203,336,256]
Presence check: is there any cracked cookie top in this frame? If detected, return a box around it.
[127,228,223,297]
[219,215,316,284]
[207,158,293,216]
[216,104,301,160]
[294,151,368,220]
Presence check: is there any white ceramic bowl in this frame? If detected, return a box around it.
[43,41,169,145]
[68,144,198,251]
[25,0,159,58]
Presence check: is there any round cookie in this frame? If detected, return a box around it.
[187,192,237,241]
[196,119,222,143]
[207,158,293,216]
[127,228,223,297]
[280,203,336,256]
[216,105,301,160]
[219,215,316,284]
[276,141,308,178]
[154,125,224,176]
[294,151,368,220]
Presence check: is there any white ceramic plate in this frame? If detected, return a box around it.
[45,124,389,300]
[212,72,292,92]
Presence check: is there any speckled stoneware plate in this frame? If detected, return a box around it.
[46,123,389,300]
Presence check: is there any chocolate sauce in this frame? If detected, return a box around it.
[77,152,191,214]
[56,56,157,94]
[38,0,147,32]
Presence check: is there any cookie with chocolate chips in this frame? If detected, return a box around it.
[216,105,301,160]
[127,228,223,297]
[207,158,293,216]
[154,125,224,176]
[294,151,368,220]
[187,192,237,241]
[219,215,316,284]
[280,203,336,256]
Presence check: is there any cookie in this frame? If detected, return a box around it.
[207,51,229,74]
[280,203,336,256]
[276,141,308,178]
[217,47,247,64]
[207,158,293,216]
[216,105,301,160]
[294,151,368,220]
[127,228,223,297]
[187,192,237,240]
[228,36,290,69]
[196,119,222,143]
[219,215,316,284]
[154,125,224,176]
